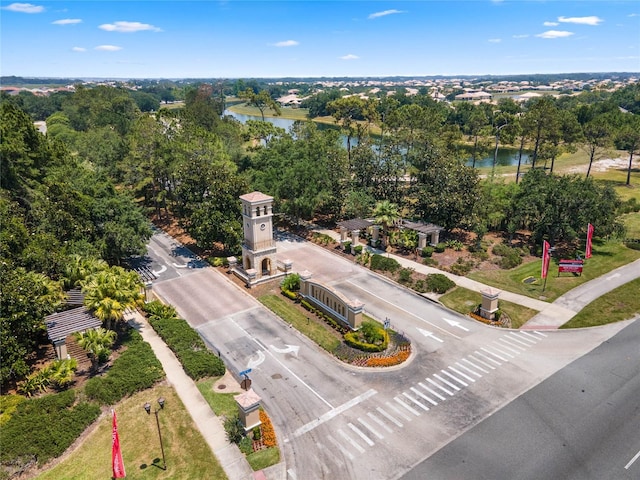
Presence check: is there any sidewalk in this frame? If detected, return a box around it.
[126,310,287,480]
[313,228,638,329]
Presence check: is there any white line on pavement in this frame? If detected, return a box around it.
[497,338,525,353]
[533,331,548,337]
[349,422,376,445]
[402,392,430,411]
[449,366,476,382]
[411,386,438,405]
[489,343,517,357]
[367,412,393,433]
[434,373,462,391]
[394,396,421,416]
[427,377,455,396]
[338,428,366,453]
[474,350,502,366]
[482,347,510,362]
[386,401,412,421]
[466,355,495,371]
[377,406,404,427]
[455,361,483,377]
[287,468,298,480]
[518,331,541,342]
[327,434,354,460]
[625,449,640,469]
[358,416,385,439]
[316,442,346,469]
[293,389,378,438]
[509,331,537,344]
[418,382,446,401]
[441,370,468,387]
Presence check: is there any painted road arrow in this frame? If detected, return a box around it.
[270,344,300,357]
[247,350,266,369]
[152,265,167,276]
[443,318,470,332]
[417,327,444,343]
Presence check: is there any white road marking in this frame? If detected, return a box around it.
[606,273,621,280]
[345,279,462,339]
[316,442,346,469]
[152,265,167,275]
[270,344,300,356]
[509,331,537,344]
[443,317,470,331]
[229,317,335,409]
[427,377,455,396]
[499,336,527,349]
[327,434,354,460]
[386,401,412,421]
[394,396,421,416]
[489,343,517,357]
[465,355,494,371]
[497,338,525,353]
[338,428,366,453]
[411,387,438,405]
[624,449,640,469]
[293,389,378,438]
[449,366,476,382]
[474,350,502,366]
[533,331,548,337]
[348,422,375,446]
[434,373,462,391]
[418,382,446,401]
[246,350,266,369]
[377,406,404,427]
[417,327,444,343]
[358,417,384,439]
[518,331,541,342]
[367,411,393,433]
[455,361,483,378]
[441,370,468,387]
[482,347,510,362]
[287,468,297,479]
[402,392,430,411]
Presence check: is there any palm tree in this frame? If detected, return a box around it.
[63,255,108,289]
[372,200,400,247]
[75,328,117,372]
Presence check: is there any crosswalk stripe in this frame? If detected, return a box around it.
[411,386,438,405]
[482,347,510,362]
[316,442,346,468]
[288,468,298,480]
[455,361,482,377]
[358,417,384,439]
[533,330,548,337]
[418,382,446,401]
[499,336,526,350]
[434,373,462,390]
[348,422,375,446]
[449,365,476,382]
[394,396,421,416]
[441,369,469,387]
[338,428,365,453]
[402,392,430,411]
[386,401,412,421]
[465,355,494,371]
[518,331,541,342]
[377,406,403,427]
[427,377,455,396]
[509,332,537,345]
[489,344,516,358]
[474,350,501,366]
[497,338,524,352]
[327,434,354,460]
[368,411,393,433]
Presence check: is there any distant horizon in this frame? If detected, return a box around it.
[1,1,638,79]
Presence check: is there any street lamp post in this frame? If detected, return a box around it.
[144,397,166,470]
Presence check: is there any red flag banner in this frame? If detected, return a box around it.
[585,223,594,259]
[542,240,551,279]
[112,410,126,478]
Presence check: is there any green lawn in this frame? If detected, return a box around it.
[247,447,280,471]
[439,286,538,329]
[258,294,341,352]
[561,278,640,329]
[196,378,239,419]
[468,240,640,302]
[36,385,227,480]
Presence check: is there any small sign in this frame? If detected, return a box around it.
[241,378,252,391]
[384,318,391,330]
[239,368,252,377]
[558,259,584,275]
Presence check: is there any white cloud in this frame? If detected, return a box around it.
[536,30,574,39]
[339,54,359,60]
[368,9,405,19]
[3,3,44,13]
[52,18,82,25]
[271,40,299,47]
[99,21,162,33]
[628,13,638,17]
[512,34,529,39]
[72,47,86,52]
[95,45,122,51]
[488,38,502,43]
[543,21,559,27]
[558,16,603,26]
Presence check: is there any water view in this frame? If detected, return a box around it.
[224,109,531,168]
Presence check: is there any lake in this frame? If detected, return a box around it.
[223,109,531,168]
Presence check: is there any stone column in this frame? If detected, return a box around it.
[234,389,262,433]
[480,287,500,320]
[340,226,348,242]
[372,225,381,247]
[418,232,427,249]
[346,300,364,330]
[299,270,313,297]
[431,230,440,245]
[351,230,360,254]
[282,259,293,273]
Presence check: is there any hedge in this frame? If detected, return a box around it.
[0,389,100,469]
[425,273,456,294]
[84,329,164,405]
[344,330,389,352]
[370,254,401,273]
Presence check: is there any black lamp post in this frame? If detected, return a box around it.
[143,397,166,470]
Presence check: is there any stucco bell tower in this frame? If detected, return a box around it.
[240,191,277,280]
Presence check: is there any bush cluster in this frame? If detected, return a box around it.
[446,239,464,251]
[280,288,298,300]
[625,240,640,251]
[18,358,78,397]
[421,246,434,257]
[0,389,100,470]
[342,241,352,253]
[148,312,225,380]
[425,273,456,294]
[492,243,524,269]
[311,232,335,245]
[435,242,446,253]
[398,267,414,285]
[370,254,401,273]
[449,258,476,276]
[208,257,229,267]
[300,300,349,334]
[281,273,300,292]
[84,329,164,404]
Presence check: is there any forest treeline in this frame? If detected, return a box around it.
[1,81,639,386]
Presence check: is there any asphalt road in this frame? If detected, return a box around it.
[141,230,634,480]
[398,319,640,480]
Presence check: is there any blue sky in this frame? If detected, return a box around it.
[1,1,639,78]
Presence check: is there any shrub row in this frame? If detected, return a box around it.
[280,288,298,301]
[370,254,401,273]
[300,300,349,334]
[145,303,225,380]
[492,243,525,269]
[259,409,277,448]
[365,350,410,367]
[344,330,389,352]
[0,389,101,469]
[425,273,456,294]
[84,329,164,405]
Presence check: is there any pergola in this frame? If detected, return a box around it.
[400,220,443,247]
[337,218,378,250]
[45,306,102,360]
